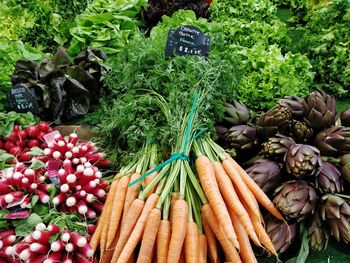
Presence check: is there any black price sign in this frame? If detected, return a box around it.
[165,25,211,58]
[7,84,39,114]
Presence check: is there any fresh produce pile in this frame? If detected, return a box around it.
[218,89,350,257]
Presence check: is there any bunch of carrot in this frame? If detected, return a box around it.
[89,100,285,262]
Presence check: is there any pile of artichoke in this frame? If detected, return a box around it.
[217,90,350,253]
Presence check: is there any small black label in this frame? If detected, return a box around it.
[7,84,39,114]
[165,25,211,58]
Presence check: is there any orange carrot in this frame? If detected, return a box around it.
[201,203,241,263]
[212,161,261,246]
[226,153,284,220]
[111,198,145,263]
[117,193,160,263]
[90,179,118,251]
[167,199,188,263]
[136,208,161,263]
[169,192,178,222]
[156,220,171,263]
[199,234,207,263]
[230,210,258,263]
[202,217,219,263]
[128,253,135,263]
[107,176,129,248]
[196,155,239,249]
[121,172,141,226]
[179,246,185,263]
[145,171,158,198]
[184,221,199,262]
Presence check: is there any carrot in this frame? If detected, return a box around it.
[136,207,161,263]
[179,246,185,263]
[184,221,199,263]
[107,176,129,248]
[156,220,171,263]
[117,193,160,263]
[202,217,219,263]
[199,234,207,263]
[90,179,119,251]
[196,155,239,249]
[167,199,188,263]
[201,203,241,263]
[222,158,260,219]
[212,161,260,246]
[169,192,178,222]
[230,210,258,263]
[111,198,145,263]
[225,153,284,220]
[128,253,135,263]
[121,172,141,227]
[145,171,158,198]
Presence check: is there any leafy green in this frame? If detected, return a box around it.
[68,0,147,57]
[14,213,42,236]
[286,224,309,263]
[0,111,39,136]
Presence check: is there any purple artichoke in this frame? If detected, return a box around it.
[340,154,350,182]
[278,95,305,119]
[223,125,258,151]
[316,162,343,194]
[307,210,330,251]
[222,101,250,126]
[289,120,313,143]
[340,109,350,127]
[315,126,350,156]
[262,134,295,160]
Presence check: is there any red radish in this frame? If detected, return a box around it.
[24,235,34,243]
[29,183,38,191]
[32,230,51,243]
[26,139,40,148]
[35,223,47,231]
[75,252,93,263]
[37,132,46,142]
[65,243,76,253]
[52,151,62,159]
[68,133,78,145]
[80,157,87,164]
[0,246,14,257]
[38,122,50,132]
[5,191,23,204]
[77,201,88,215]
[72,158,80,165]
[94,159,111,167]
[16,140,27,148]
[83,168,94,177]
[19,248,31,260]
[10,131,18,140]
[86,207,96,218]
[94,171,102,179]
[51,239,65,252]
[1,235,15,247]
[75,190,87,199]
[78,244,94,258]
[0,140,2,149]
[84,162,92,168]
[91,188,105,199]
[60,184,70,193]
[29,253,50,262]
[66,174,76,184]
[18,152,31,162]
[33,156,50,163]
[43,251,63,263]
[0,240,2,250]
[70,232,87,248]
[13,125,21,132]
[14,242,29,255]
[82,181,96,192]
[63,253,73,263]
[0,182,12,195]
[0,230,15,240]
[47,224,60,235]
[40,142,48,149]
[38,183,50,193]
[17,130,27,140]
[85,153,105,163]
[0,195,7,207]
[66,143,74,149]
[66,196,76,207]
[86,224,96,235]
[65,152,73,159]
[4,141,15,151]
[68,206,77,214]
[9,146,22,156]
[53,193,66,206]
[26,125,40,138]
[82,194,95,203]
[89,201,103,213]
[29,243,49,253]
[36,175,46,184]
[20,195,31,208]
[76,185,82,191]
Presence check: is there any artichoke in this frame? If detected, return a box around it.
[264,214,297,254]
[340,154,350,182]
[340,109,350,127]
[307,211,330,251]
[256,105,292,139]
[303,89,336,130]
[223,125,258,151]
[273,180,318,221]
[222,101,250,126]
[246,159,282,193]
[321,194,350,243]
[262,134,295,160]
[277,95,305,119]
[289,120,313,143]
[285,144,322,178]
[316,162,343,194]
[315,126,350,156]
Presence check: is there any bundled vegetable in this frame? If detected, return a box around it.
[0,229,16,262]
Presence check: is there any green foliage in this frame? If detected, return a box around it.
[300,0,350,97]
[233,44,314,111]
[68,0,147,57]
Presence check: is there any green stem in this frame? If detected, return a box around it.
[193,140,203,157]
[156,178,166,195]
[179,163,187,200]
[206,135,227,161]
[184,161,207,204]
[160,193,171,218]
[140,164,170,199]
[157,161,181,207]
[189,184,203,234]
[185,184,193,222]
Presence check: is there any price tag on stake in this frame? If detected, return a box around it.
[7,84,39,114]
[47,160,61,188]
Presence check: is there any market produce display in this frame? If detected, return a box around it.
[0,0,350,262]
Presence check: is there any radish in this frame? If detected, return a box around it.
[24,168,35,177]
[64,243,76,253]
[29,253,50,262]
[26,139,40,148]
[0,246,14,257]
[4,142,15,152]
[83,168,94,177]
[32,230,51,243]
[0,230,15,240]
[91,188,106,199]
[16,140,27,148]
[76,250,94,262]
[82,194,95,203]
[38,183,50,193]
[14,242,29,255]
[17,130,27,140]
[86,224,96,235]
[9,146,22,156]
[52,151,62,159]
[70,232,87,248]
[47,224,60,235]
[29,243,49,253]
[65,151,73,159]
[0,195,7,207]
[86,207,96,219]
[36,175,46,183]
[66,196,76,207]
[66,143,74,149]
[77,201,88,215]
[35,223,47,231]
[43,148,52,156]
[60,184,70,193]
[5,191,23,204]
[85,153,105,163]
[80,157,87,164]
[94,171,102,179]
[76,185,82,191]
[26,125,40,138]
[0,182,12,195]
[82,181,96,192]
[63,253,73,263]
[29,183,37,191]
[43,251,63,263]
[75,190,86,199]
[89,201,103,213]
[84,162,92,168]
[68,206,77,214]
[50,239,64,252]
[1,235,16,247]
[20,195,31,209]
[68,133,78,145]
[24,235,34,243]
[66,174,76,184]
[72,158,80,165]
[53,193,66,206]
[38,122,50,132]
[19,248,31,261]
[95,159,111,167]
[40,142,48,149]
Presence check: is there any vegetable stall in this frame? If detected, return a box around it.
[0,0,350,262]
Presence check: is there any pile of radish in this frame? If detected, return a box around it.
[14,223,97,263]
[0,162,50,209]
[0,122,52,163]
[0,229,16,262]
